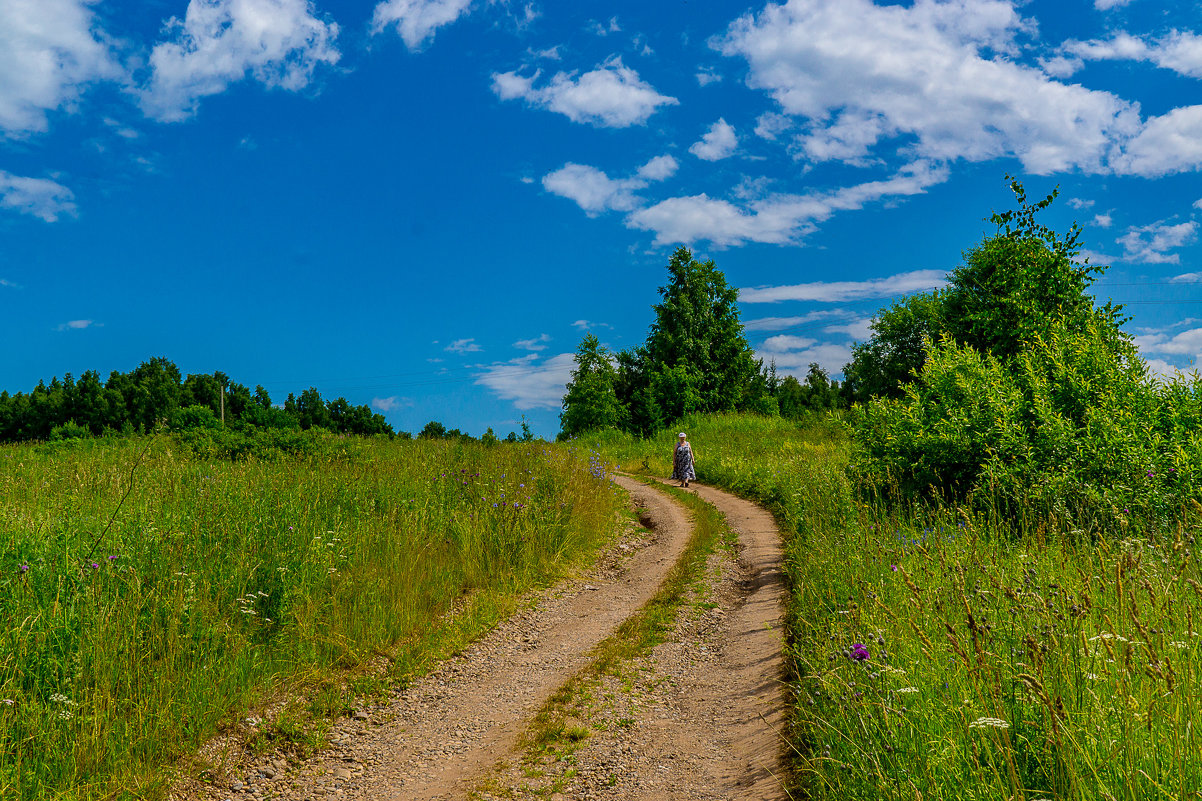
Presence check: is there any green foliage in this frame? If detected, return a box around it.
[560,333,626,438]
[0,359,393,443]
[779,364,844,419]
[844,180,1127,402]
[576,246,768,437]
[844,292,945,402]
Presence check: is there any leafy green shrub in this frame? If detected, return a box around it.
[47,421,90,442]
[854,317,1202,528]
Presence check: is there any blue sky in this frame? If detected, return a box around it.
[2,0,1201,437]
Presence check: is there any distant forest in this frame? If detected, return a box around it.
[0,356,394,443]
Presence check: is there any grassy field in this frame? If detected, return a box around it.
[586,413,1202,800]
[0,434,623,800]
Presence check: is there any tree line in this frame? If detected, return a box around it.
[0,356,393,442]
[559,246,846,439]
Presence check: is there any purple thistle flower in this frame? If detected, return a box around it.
[849,643,870,661]
[19,565,29,573]
[890,564,898,572]
[108,555,118,561]
[90,563,100,569]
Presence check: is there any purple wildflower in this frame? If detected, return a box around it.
[849,643,870,661]
[890,565,898,572]
[108,555,118,561]
[90,563,100,569]
[19,565,29,573]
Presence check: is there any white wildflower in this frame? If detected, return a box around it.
[968,716,1010,729]
[896,687,919,694]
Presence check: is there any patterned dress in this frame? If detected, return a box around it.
[671,442,696,482]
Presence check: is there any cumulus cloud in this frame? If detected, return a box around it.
[696,67,722,86]
[627,159,949,247]
[1062,30,1202,80]
[1116,220,1199,264]
[741,269,947,304]
[1095,0,1134,9]
[0,171,77,221]
[716,0,1144,175]
[491,56,677,127]
[140,0,340,122]
[689,118,738,161]
[514,333,551,351]
[762,334,816,351]
[542,163,643,215]
[542,154,676,215]
[445,337,482,353]
[371,395,412,412]
[1093,213,1113,228]
[475,352,575,410]
[371,0,473,50]
[0,0,124,136]
[754,111,791,141]
[1114,105,1202,177]
[636,154,678,181]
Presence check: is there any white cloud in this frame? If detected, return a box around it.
[689,118,738,161]
[0,171,76,221]
[475,352,575,410]
[717,0,1144,175]
[514,333,551,351]
[627,159,949,247]
[1195,198,1202,211]
[371,0,472,50]
[1068,198,1096,210]
[1135,327,1202,357]
[445,337,482,353]
[141,0,340,122]
[1171,274,1202,283]
[0,278,19,288]
[1114,105,1202,177]
[572,319,612,330]
[636,154,678,181]
[543,154,676,216]
[742,310,853,331]
[696,67,722,86]
[56,319,98,331]
[762,335,816,350]
[1063,29,1202,80]
[542,163,642,215]
[823,318,875,341]
[1095,0,1134,9]
[0,0,123,137]
[491,56,677,128]
[1093,213,1113,228]
[1117,220,1198,264]
[754,112,791,141]
[741,269,947,304]
[371,395,412,412]
[589,17,621,36]
[756,340,853,377]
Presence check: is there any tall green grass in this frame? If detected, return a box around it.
[0,435,623,799]
[585,413,1202,800]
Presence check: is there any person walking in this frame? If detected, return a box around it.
[671,432,696,488]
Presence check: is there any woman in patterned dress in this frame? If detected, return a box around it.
[671,432,696,487]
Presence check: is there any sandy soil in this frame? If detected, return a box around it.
[170,476,788,801]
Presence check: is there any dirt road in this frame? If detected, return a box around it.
[175,477,788,801]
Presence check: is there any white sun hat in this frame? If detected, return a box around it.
[678,432,687,437]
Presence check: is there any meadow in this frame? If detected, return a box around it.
[586,412,1202,800]
[0,434,623,800]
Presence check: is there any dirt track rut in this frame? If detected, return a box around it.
[173,477,788,801]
